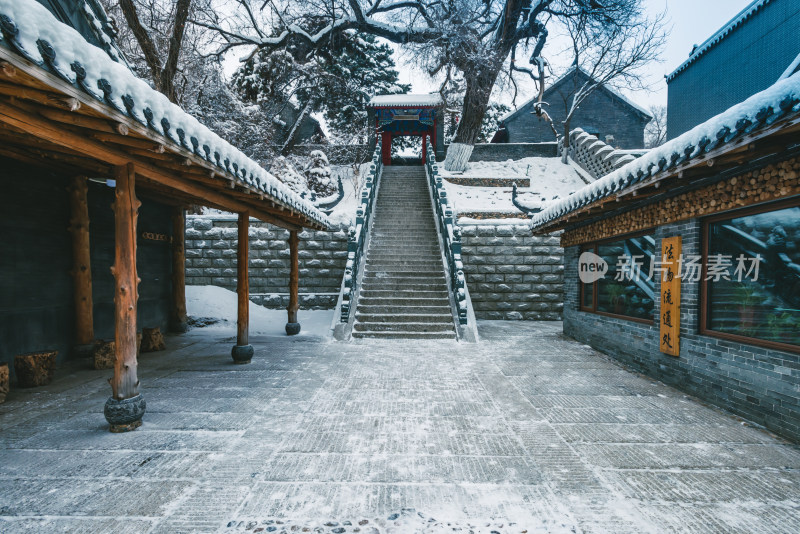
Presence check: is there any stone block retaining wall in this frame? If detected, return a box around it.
[185,216,348,309]
[460,224,564,320]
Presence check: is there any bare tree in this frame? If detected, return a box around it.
[116,0,192,103]
[194,0,661,170]
[645,104,667,148]
[556,9,666,162]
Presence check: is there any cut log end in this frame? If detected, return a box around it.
[14,351,57,388]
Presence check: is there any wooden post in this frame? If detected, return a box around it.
[231,211,254,363]
[67,176,94,350]
[104,163,145,432]
[170,206,188,332]
[286,230,301,335]
[421,134,428,163]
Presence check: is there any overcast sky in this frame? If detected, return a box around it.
[392,0,758,112]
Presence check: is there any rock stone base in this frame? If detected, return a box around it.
[0,363,8,403]
[14,351,57,388]
[104,394,146,431]
[141,327,165,352]
[231,344,254,364]
[285,322,301,336]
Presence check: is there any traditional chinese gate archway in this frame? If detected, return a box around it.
[367,94,446,166]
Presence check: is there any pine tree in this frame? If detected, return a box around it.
[232,30,409,145]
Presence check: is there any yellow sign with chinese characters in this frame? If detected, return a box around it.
[660,236,681,357]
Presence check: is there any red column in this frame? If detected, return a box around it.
[381,132,392,166]
[421,134,427,163]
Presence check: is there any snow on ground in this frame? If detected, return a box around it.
[186,285,333,338]
[326,163,371,227]
[439,157,586,215]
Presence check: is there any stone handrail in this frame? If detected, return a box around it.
[425,138,468,325]
[340,138,382,322]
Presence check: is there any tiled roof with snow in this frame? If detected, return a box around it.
[368,93,444,107]
[500,66,651,123]
[0,0,329,228]
[666,0,772,83]
[530,73,800,230]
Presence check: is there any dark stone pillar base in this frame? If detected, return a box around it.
[104,394,146,432]
[231,344,254,364]
[285,322,301,336]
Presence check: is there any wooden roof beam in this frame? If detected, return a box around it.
[0,99,306,230]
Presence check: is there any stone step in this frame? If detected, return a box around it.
[352,321,455,333]
[363,270,446,278]
[357,304,452,314]
[351,331,456,340]
[359,289,449,299]
[366,260,443,266]
[361,281,448,291]
[355,313,453,324]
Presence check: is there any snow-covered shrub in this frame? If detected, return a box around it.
[270,157,309,195]
[304,150,336,196]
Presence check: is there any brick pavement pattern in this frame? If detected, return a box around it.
[0,321,798,533]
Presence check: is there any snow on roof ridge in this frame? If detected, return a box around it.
[368,93,444,107]
[500,66,651,123]
[530,72,800,230]
[0,0,329,228]
[666,0,772,83]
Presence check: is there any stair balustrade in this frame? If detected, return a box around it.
[340,138,383,323]
[425,138,468,325]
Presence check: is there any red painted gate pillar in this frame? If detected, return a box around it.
[421,134,428,163]
[381,132,392,166]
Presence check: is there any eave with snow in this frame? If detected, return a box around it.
[0,0,330,432]
[530,73,800,239]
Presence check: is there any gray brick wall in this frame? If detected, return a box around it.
[666,0,800,139]
[563,219,800,442]
[505,69,650,149]
[185,216,348,309]
[466,143,558,161]
[460,224,563,320]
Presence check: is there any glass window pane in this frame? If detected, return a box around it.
[597,235,656,320]
[581,280,594,309]
[706,204,800,347]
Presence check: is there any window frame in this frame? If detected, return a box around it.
[700,197,800,354]
[578,229,657,325]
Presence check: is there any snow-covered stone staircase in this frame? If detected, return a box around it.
[352,166,457,339]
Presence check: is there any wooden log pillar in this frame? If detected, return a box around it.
[67,176,94,353]
[231,211,254,363]
[285,230,301,336]
[170,207,188,332]
[103,163,145,432]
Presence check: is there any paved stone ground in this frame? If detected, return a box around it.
[1,321,799,533]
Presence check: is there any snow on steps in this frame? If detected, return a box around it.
[352,166,457,340]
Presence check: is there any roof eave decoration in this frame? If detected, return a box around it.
[530,73,800,234]
[0,0,330,230]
